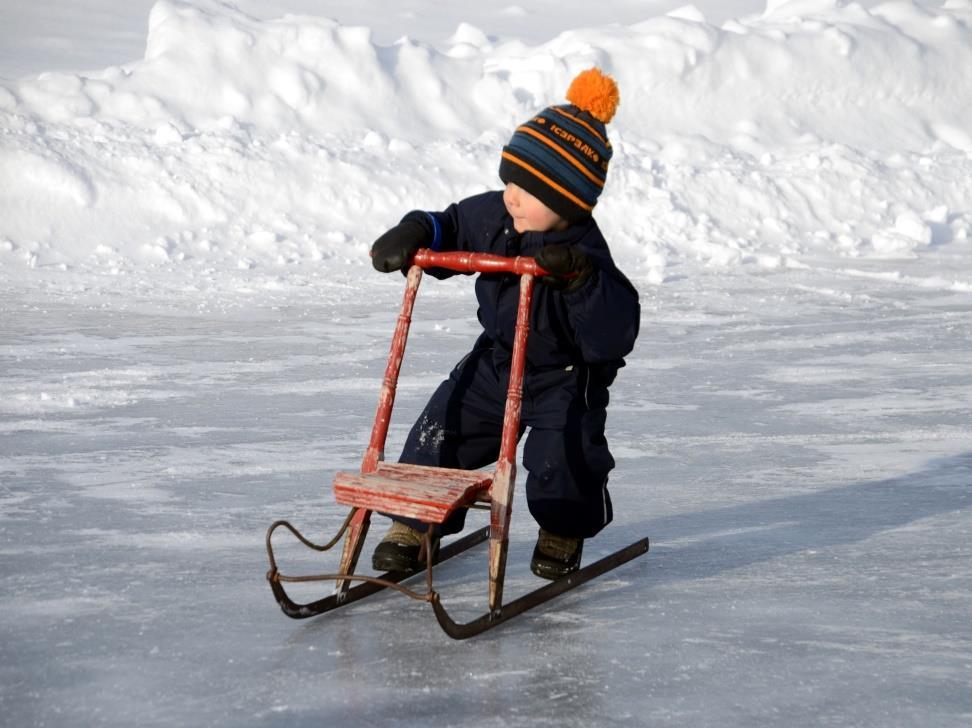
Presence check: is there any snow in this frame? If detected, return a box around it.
[1,1,971,726]
[1,0,971,287]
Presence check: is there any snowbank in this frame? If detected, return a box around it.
[7,0,972,148]
[1,0,971,294]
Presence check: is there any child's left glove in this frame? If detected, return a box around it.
[534,244,593,293]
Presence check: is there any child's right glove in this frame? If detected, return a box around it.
[534,244,593,293]
[370,220,428,273]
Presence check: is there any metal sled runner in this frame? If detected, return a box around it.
[265,250,649,639]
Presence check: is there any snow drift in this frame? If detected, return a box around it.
[0,0,970,290]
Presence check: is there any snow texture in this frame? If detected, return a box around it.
[1,1,971,726]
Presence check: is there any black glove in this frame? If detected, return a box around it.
[370,220,428,273]
[534,244,592,292]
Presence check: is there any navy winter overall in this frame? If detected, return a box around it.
[393,191,640,539]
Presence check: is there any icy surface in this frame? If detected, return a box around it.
[3,269,971,727]
[1,0,972,726]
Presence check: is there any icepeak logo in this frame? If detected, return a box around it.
[548,123,598,161]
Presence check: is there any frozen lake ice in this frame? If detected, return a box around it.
[2,266,970,726]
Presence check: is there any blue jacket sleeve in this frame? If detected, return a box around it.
[401,192,505,252]
[401,207,460,253]
[400,192,504,276]
[399,205,464,279]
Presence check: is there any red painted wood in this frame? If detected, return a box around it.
[488,274,533,610]
[333,463,493,523]
[498,273,532,470]
[358,253,544,476]
[336,249,538,612]
[335,507,371,598]
[361,266,423,473]
[413,249,551,277]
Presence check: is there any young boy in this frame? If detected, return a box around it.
[368,68,639,580]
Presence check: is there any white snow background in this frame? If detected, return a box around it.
[1,0,971,726]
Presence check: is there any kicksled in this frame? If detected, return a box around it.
[265,250,649,639]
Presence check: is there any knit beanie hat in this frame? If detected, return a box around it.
[499,68,620,223]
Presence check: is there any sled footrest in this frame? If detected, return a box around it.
[333,462,493,524]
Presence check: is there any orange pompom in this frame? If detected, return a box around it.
[565,68,620,123]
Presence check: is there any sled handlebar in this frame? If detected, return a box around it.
[412,249,551,277]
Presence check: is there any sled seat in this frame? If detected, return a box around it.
[332,462,492,524]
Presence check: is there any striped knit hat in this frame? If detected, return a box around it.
[499,68,619,223]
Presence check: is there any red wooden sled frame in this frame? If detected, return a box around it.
[266,249,649,639]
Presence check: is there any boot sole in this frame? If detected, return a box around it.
[372,542,440,573]
[372,552,420,573]
[530,540,583,580]
[530,560,581,580]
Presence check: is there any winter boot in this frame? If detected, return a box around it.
[371,520,438,573]
[530,528,583,580]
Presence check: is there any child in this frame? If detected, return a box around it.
[369,68,640,579]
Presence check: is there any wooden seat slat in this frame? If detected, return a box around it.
[333,463,493,524]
